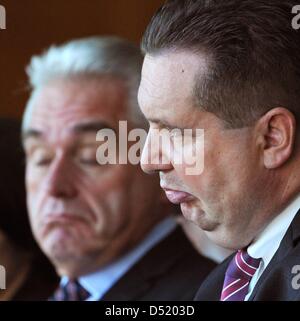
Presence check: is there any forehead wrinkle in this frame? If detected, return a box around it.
[27,113,118,150]
[29,108,88,135]
[33,88,127,122]
[29,100,123,134]
[25,77,129,148]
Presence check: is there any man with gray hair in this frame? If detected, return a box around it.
[22,36,215,301]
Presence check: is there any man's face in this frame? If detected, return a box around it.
[138,52,269,250]
[24,76,163,276]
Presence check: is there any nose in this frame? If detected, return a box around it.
[44,153,78,199]
[140,128,173,175]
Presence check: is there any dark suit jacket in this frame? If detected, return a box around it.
[102,226,216,301]
[195,210,300,301]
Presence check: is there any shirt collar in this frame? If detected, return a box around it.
[62,216,177,301]
[248,194,300,267]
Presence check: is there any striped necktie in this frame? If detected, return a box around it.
[49,279,90,301]
[221,249,261,301]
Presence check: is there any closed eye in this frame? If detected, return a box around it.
[27,147,54,167]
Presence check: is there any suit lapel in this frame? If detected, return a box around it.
[101,268,153,300]
[248,209,300,301]
[194,253,233,301]
[196,210,300,301]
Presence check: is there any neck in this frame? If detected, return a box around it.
[55,215,169,278]
[251,166,300,242]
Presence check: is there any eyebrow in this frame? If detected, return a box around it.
[22,129,43,143]
[22,121,114,143]
[72,121,113,134]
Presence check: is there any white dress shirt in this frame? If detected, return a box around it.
[61,216,177,301]
[244,194,300,300]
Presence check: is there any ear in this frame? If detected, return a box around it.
[256,108,296,169]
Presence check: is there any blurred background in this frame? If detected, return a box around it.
[0,1,231,274]
[0,0,165,119]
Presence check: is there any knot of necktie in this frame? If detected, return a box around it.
[49,279,90,301]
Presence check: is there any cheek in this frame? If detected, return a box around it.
[79,169,131,233]
[202,142,258,205]
[84,191,129,243]
[25,165,43,202]
[172,143,228,201]
[173,152,223,192]
[25,174,42,225]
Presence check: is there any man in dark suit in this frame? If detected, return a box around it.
[102,226,214,301]
[21,36,215,301]
[138,0,300,300]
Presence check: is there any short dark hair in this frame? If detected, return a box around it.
[142,0,300,128]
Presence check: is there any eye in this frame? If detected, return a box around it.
[80,158,99,166]
[29,148,54,167]
[77,147,99,166]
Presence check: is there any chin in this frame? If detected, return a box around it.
[180,202,199,219]
[42,228,85,258]
[180,203,216,230]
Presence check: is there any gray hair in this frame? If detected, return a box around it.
[23,36,147,129]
